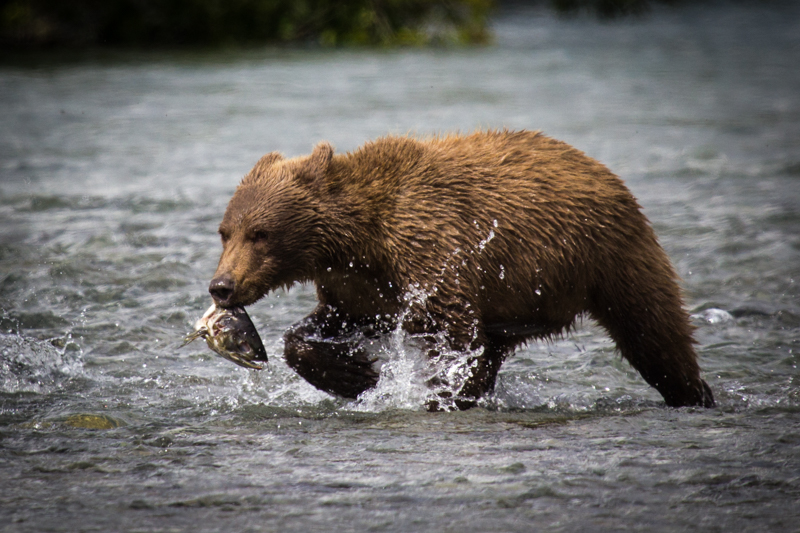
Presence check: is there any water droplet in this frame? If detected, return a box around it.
[349,261,354,268]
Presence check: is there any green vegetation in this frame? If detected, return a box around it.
[0,0,493,48]
[0,0,692,49]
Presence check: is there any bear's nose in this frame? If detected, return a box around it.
[209,274,235,306]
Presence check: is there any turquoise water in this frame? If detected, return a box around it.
[1,2,799,531]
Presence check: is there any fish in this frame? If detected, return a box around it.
[181,304,268,370]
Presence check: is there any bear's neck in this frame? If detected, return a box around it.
[314,140,422,279]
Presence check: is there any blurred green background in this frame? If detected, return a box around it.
[1,0,683,48]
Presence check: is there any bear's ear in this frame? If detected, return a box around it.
[296,141,334,188]
[244,151,284,183]
[255,151,284,170]
[241,151,284,186]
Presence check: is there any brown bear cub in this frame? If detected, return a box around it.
[209,130,714,409]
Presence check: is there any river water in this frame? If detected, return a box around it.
[1,2,799,531]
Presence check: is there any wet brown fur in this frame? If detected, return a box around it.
[212,130,714,409]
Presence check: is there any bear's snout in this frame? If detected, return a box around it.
[209,274,236,307]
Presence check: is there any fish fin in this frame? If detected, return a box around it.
[180,327,208,347]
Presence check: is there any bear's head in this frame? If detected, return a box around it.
[209,142,334,307]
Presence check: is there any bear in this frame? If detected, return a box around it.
[209,130,715,410]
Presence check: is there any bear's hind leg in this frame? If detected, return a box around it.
[589,261,714,408]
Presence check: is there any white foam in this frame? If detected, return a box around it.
[692,308,734,324]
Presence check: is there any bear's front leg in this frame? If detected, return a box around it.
[283,305,380,399]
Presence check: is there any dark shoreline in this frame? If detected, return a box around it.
[0,0,709,51]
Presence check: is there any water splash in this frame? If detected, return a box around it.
[350,286,432,411]
[0,333,83,394]
[477,229,495,253]
[352,221,505,412]
[350,287,484,412]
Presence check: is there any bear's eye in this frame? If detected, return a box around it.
[218,229,230,244]
[252,230,270,243]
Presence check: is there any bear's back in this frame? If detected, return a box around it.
[323,130,656,328]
